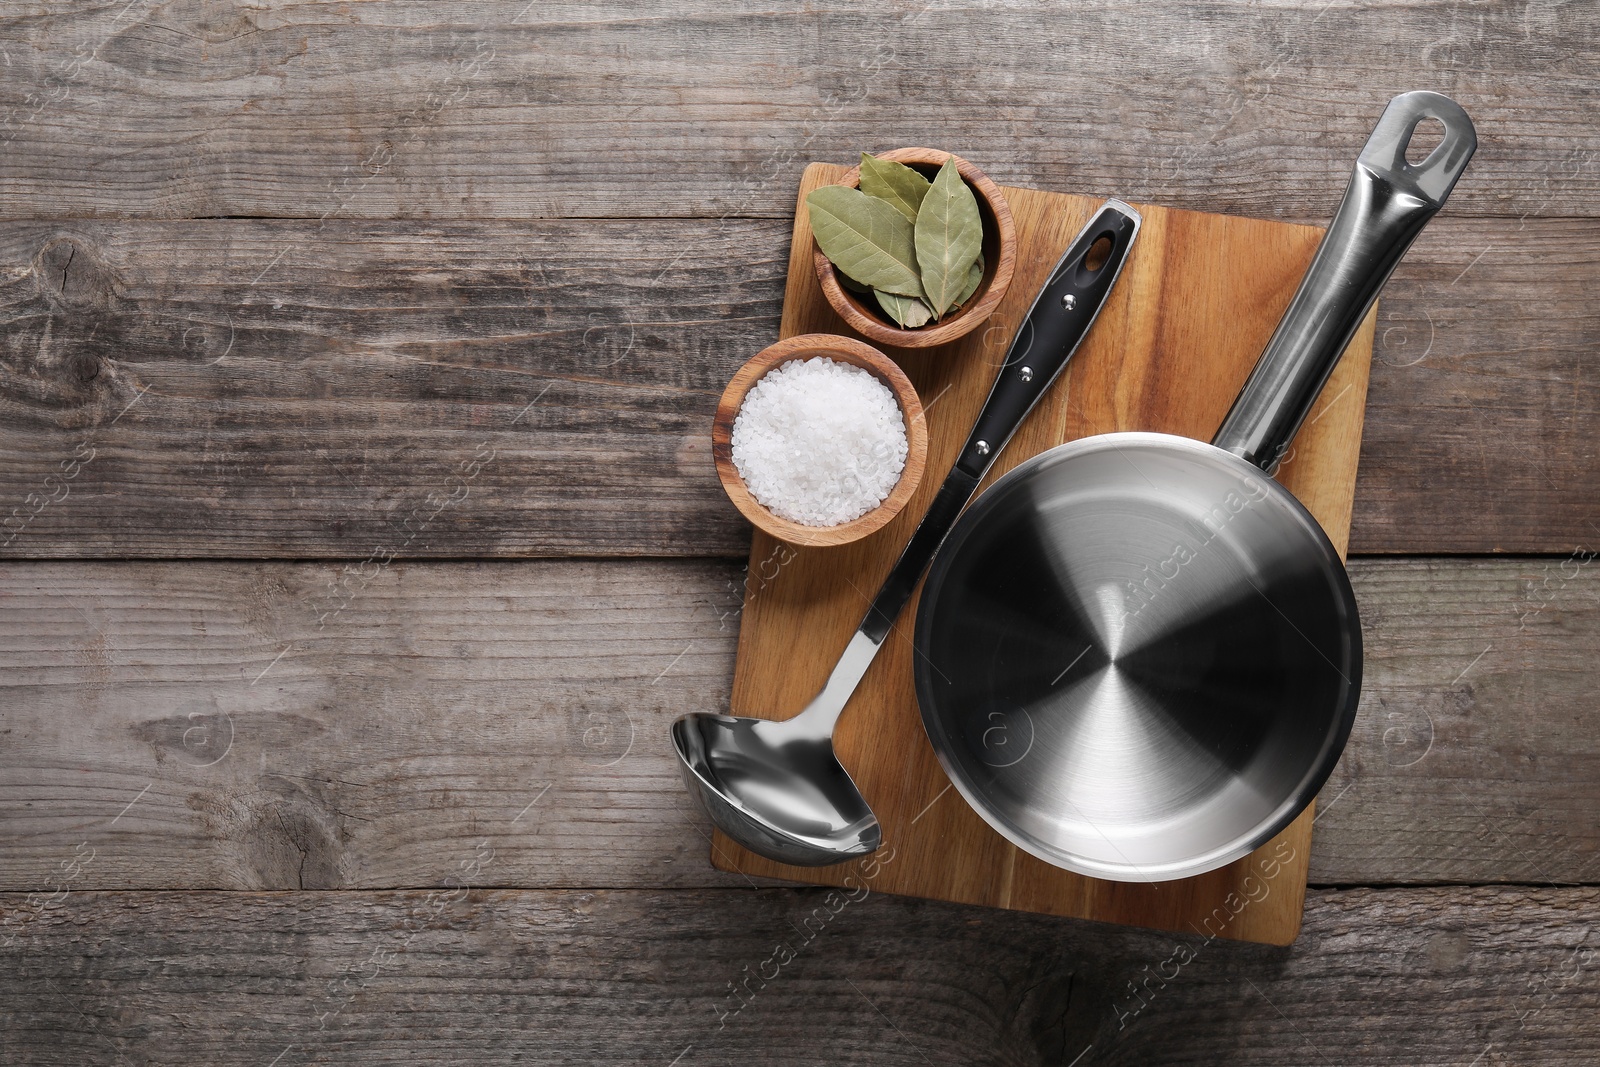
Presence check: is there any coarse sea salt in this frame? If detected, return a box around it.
[731,357,908,527]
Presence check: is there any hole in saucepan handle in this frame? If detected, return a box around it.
[1083,233,1114,272]
[1405,116,1446,166]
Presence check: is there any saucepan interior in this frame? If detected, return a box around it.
[913,433,1361,882]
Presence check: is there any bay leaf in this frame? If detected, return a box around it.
[806,185,925,298]
[874,289,934,329]
[858,152,932,222]
[914,159,984,316]
[951,252,984,310]
[837,271,873,295]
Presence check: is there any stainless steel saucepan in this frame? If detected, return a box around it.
[913,91,1476,882]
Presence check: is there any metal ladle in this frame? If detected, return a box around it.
[672,200,1143,865]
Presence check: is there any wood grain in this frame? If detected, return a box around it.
[714,165,1380,945]
[0,217,783,560]
[1,886,1595,1066]
[0,215,1590,559]
[0,1,1590,1059]
[0,558,1595,893]
[0,2,1595,222]
[1310,555,1600,887]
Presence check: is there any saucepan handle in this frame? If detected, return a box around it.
[1212,91,1476,471]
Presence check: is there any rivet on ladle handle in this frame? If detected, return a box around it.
[1212,91,1478,473]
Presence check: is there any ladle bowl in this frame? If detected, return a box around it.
[672,668,881,866]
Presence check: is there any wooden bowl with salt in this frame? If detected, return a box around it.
[713,334,928,548]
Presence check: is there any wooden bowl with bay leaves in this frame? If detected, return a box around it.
[812,148,1016,349]
[712,334,928,548]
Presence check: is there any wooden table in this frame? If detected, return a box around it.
[0,3,1594,1063]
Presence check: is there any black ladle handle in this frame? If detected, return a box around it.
[956,201,1143,478]
[1212,91,1477,472]
[857,200,1143,644]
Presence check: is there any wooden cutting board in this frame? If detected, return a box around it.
[711,162,1375,946]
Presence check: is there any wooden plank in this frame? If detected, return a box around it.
[0,2,1595,222]
[0,886,1595,1065]
[0,217,788,560]
[0,558,1594,892]
[714,165,1378,945]
[0,558,748,892]
[0,215,1592,558]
